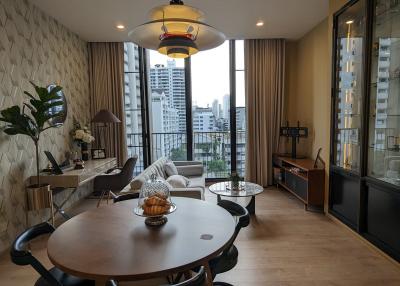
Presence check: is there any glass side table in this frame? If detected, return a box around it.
[208,181,264,215]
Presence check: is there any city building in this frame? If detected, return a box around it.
[149,60,186,131]
[193,106,216,132]
[222,94,230,120]
[236,107,246,131]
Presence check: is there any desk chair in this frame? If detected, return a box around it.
[94,155,138,207]
[10,222,95,286]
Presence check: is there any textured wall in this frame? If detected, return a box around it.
[0,0,90,253]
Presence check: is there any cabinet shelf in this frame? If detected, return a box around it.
[369,146,400,152]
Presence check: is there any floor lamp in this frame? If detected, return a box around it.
[91,109,121,155]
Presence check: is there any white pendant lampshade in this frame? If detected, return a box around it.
[129,0,225,58]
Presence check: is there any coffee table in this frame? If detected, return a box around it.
[208,181,264,215]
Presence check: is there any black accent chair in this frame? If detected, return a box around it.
[94,155,138,207]
[10,222,95,286]
[210,200,250,285]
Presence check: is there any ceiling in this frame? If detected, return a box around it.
[30,0,329,42]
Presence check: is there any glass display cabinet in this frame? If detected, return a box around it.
[330,0,400,262]
[368,0,400,185]
[332,0,366,172]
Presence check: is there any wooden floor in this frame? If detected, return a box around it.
[1,187,400,286]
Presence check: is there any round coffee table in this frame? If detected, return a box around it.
[209,181,264,215]
[47,197,235,285]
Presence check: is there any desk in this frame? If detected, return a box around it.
[29,158,117,221]
[47,198,235,285]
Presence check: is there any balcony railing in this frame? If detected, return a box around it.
[126,132,246,178]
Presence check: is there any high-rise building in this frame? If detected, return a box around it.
[124,43,141,137]
[149,60,186,131]
[124,43,143,172]
[374,38,391,149]
[193,106,216,132]
[222,94,230,120]
[336,35,363,169]
[212,99,220,119]
[236,107,246,131]
[151,90,180,159]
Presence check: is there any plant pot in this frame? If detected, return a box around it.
[232,181,239,190]
[26,184,52,210]
[81,142,89,161]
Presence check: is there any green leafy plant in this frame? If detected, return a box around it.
[228,171,243,189]
[0,81,64,187]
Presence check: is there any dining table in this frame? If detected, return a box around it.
[47,197,236,286]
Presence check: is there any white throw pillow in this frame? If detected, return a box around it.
[167,175,189,188]
[164,161,179,177]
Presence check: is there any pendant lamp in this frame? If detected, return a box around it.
[129,0,225,58]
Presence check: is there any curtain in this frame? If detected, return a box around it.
[244,39,285,187]
[88,42,127,165]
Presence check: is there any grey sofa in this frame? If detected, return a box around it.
[120,157,205,200]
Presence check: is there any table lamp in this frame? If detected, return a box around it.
[91,109,121,152]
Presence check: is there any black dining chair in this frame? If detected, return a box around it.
[210,200,250,285]
[10,222,95,286]
[162,267,205,286]
[94,155,138,207]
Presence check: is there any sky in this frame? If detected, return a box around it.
[149,40,245,107]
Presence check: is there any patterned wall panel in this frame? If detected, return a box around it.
[0,0,91,254]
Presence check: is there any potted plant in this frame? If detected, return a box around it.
[0,81,64,211]
[228,171,243,191]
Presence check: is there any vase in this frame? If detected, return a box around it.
[81,142,89,161]
[26,183,55,225]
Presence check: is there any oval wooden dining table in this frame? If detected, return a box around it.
[47,197,236,286]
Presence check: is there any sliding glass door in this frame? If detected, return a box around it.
[123,40,246,179]
[191,41,231,178]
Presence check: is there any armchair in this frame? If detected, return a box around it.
[94,155,138,207]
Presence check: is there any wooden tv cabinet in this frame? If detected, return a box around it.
[273,155,325,210]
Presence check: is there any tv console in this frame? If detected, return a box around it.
[273,154,325,210]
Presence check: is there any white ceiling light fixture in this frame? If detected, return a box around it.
[116,24,125,30]
[129,0,226,59]
[256,20,264,27]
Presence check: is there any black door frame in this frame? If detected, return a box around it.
[138,40,242,179]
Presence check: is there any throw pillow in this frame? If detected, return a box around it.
[164,161,179,177]
[167,175,189,188]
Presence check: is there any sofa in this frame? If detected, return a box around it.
[120,157,205,200]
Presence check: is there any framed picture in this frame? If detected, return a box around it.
[91,148,106,159]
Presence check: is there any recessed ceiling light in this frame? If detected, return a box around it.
[256,20,264,27]
[346,20,354,24]
[116,24,125,30]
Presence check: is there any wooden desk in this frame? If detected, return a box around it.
[29,158,117,221]
[47,198,236,285]
[30,158,117,188]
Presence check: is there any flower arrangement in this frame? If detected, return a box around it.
[71,120,95,145]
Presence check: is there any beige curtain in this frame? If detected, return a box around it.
[88,42,127,165]
[244,39,285,187]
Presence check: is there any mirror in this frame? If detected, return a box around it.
[47,84,68,125]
